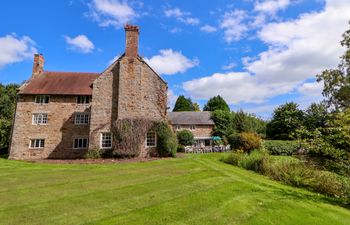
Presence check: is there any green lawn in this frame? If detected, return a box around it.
[0,154,350,225]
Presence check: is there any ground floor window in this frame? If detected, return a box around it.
[101,133,112,149]
[30,139,45,149]
[146,131,157,147]
[73,138,89,149]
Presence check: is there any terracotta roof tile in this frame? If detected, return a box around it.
[19,71,100,95]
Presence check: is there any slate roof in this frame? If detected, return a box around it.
[19,71,100,95]
[168,111,214,125]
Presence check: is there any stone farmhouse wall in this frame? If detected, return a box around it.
[174,125,213,139]
[9,95,91,159]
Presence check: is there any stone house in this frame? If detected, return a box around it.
[168,111,215,147]
[9,25,168,160]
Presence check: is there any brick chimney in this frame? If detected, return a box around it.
[32,53,44,77]
[124,24,139,58]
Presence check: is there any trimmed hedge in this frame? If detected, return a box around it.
[263,140,300,156]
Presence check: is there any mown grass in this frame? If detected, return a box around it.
[0,154,350,225]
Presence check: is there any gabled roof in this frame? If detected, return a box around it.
[19,71,100,95]
[168,111,215,125]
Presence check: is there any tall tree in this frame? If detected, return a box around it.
[317,22,350,111]
[0,83,19,153]
[172,95,195,112]
[203,95,230,111]
[266,102,304,140]
[233,110,267,137]
[304,103,328,131]
[192,102,201,111]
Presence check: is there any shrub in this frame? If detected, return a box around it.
[223,153,350,204]
[84,149,101,159]
[177,145,185,152]
[229,132,262,152]
[263,140,300,156]
[176,130,194,146]
[155,122,177,157]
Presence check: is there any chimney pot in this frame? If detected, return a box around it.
[124,24,139,58]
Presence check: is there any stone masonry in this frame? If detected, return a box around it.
[9,25,168,159]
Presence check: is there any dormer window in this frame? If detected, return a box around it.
[77,96,91,104]
[35,95,50,104]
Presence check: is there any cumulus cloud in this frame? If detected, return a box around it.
[64,35,95,53]
[145,49,199,75]
[164,7,200,26]
[220,10,248,43]
[254,0,293,15]
[200,25,217,33]
[87,0,138,28]
[167,89,178,110]
[0,34,37,69]
[184,0,350,104]
[222,62,236,70]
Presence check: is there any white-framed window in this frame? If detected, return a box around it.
[100,133,112,149]
[74,113,89,124]
[32,113,48,125]
[73,138,89,149]
[35,95,50,104]
[29,139,45,149]
[77,96,91,104]
[145,131,157,148]
[190,125,196,130]
[174,125,181,131]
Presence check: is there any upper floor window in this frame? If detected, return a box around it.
[190,125,196,130]
[30,139,45,149]
[35,95,50,104]
[32,113,48,125]
[145,131,156,148]
[77,96,91,104]
[100,133,112,149]
[74,113,89,125]
[73,138,89,149]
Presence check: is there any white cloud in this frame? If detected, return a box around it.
[0,34,37,69]
[145,49,199,75]
[164,7,200,26]
[64,35,95,53]
[222,62,236,70]
[108,54,121,65]
[167,89,178,110]
[200,25,217,33]
[184,0,350,105]
[220,10,248,43]
[254,0,292,15]
[87,0,138,28]
[298,81,323,97]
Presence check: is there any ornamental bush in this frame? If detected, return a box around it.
[176,130,194,146]
[228,132,262,152]
[263,140,300,156]
[155,122,178,157]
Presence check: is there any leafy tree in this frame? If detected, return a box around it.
[266,102,304,140]
[203,95,230,112]
[304,103,328,131]
[176,130,194,146]
[172,95,195,112]
[192,102,201,111]
[317,23,350,111]
[0,83,19,153]
[233,110,267,137]
[210,110,234,138]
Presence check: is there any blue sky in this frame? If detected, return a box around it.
[0,0,349,118]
